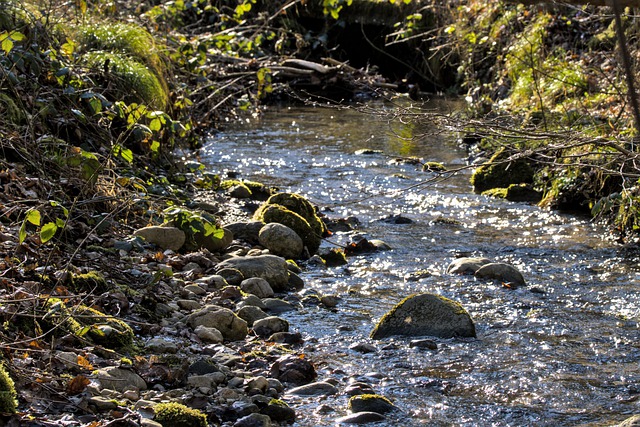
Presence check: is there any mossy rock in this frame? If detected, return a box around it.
[348,394,396,414]
[71,271,110,293]
[423,162,446,172]
[82,51,168,110]
[254,192,326,254]
[41,299,134,350]
[483,184,542,203]
[0,363,17,414]
[255,204,321,254]
[220,179,276,200]
[470,148,534,193]
[370,293,476,339]
[154,402,207,427]
[74,305,135,350]
[319,248,348,267]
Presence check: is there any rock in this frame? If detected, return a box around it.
[267,332,303,344]
[470,148,534,193]
[133,226,185,251]
[409,339,438,350]
[321,295,340,308]
[618,415,640,427]
[239,294,267,309]
[253,316,289,338]
[187,306,248,341]
[217,268,245,286]
[177,299,202,311]
[188,372,225,388]
[89,396,119,410]
[286,381,338,396]
[216,255,290,291]
[241,277,274,299]
[345,383,374,396]
[197,274,229,290]
[145,337,178,354]
[237,306,269,326]
[288,272,305,291]
[259,223,304,259]
[189,359,220,375]
[229,184,253,199]
[446,257,492,275]
[225,221,266,245]
[194,325,224,343]
[95,367,147,392]
[184,284,207,295]
[474,262,526,287]
[233,413,271,427]
[348,394,396,414]
[270,354,317,386]
[261,399,296,422]
[370,293,476,339]
[349,342,377,354]
[246,376,269,394]
[263,298,296,314]
[337,412,386,424]
[253,193,327,255]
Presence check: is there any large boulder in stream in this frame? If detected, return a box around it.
[370,293,476,339]
[216,255,292,292]
[475,262,526,287]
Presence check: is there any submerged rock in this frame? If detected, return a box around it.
[270,354,317,386]
[446,257,491,275]
[336,412,385,424]
[474,262,526,287]
[370,293,476,339]
[348,394,396,414]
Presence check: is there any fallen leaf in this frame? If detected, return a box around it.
[77,355,93,370]
[67,375,90,395]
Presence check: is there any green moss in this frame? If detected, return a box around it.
[348,393,395,414]
[422,162,446,172]
[470,148,534,193]
[482,187,508,199]
[76,23,159,68]
[71,271,110,293]
[82,51,168,110]
[220,179,276,200]
[74,305,135,350]
[154,402,207,427]
[0,363,17,414]
[0,93,25,125]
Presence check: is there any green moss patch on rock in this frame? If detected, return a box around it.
[0,363,17,414]
[154,402,207,427]
[348,393,396,414]
[471,149,534,193]
[70,271,110,293]
[483,183,542,203]
[220,179,276,200]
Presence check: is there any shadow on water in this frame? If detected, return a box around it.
[203,100,640,426]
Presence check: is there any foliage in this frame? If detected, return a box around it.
[154,402,208,427]
[163,206,225,250]
[0,363,17,414]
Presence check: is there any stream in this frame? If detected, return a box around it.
[202,100,640,426]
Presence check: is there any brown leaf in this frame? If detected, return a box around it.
[76,355,93,370]
[67,375,90,395]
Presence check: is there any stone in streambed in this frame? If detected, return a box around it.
[95,366,147,392]
[252,316,289,338]
[348,394,397,414]
[337,412,385,424]
[370,293,476,339]
[241,277,274,299]
[474,262,525,287]
[446,257,491,275]
[286,381,338,396]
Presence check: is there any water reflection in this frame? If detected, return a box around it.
[203,101,639,426]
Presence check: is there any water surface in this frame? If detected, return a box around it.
[203,100,640,426]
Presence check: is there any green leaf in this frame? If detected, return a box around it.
[26,209,41,226]
[19,223,27,244]
[150,140,160,152]
[40,222,58,243]
[1,37,14,55]
[149,118,162,131]
[55,218,66,228]
[9,31,25,41]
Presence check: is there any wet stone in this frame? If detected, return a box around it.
[267,331,303,344]
[349,342,377,354]
[237,305,269,326]
[348,394,397,414]
[194,325,224,344]
[241,277,274,299]
[336,412,385,424]
[261,399,296,422]
[270,354,317,386]
[286,381,339,396]
[263,298,296,314]
[145,337,178,354]
[474,262,526,287]
[409,339,438,350]
[253,316,289,338]
[233,412,271,427]
[446,257,492,275]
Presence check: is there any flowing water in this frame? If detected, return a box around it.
[202,101,640,426]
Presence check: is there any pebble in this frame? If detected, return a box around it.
[349,342,377,354]
[285,381,339,396]
[409,339,438,350]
